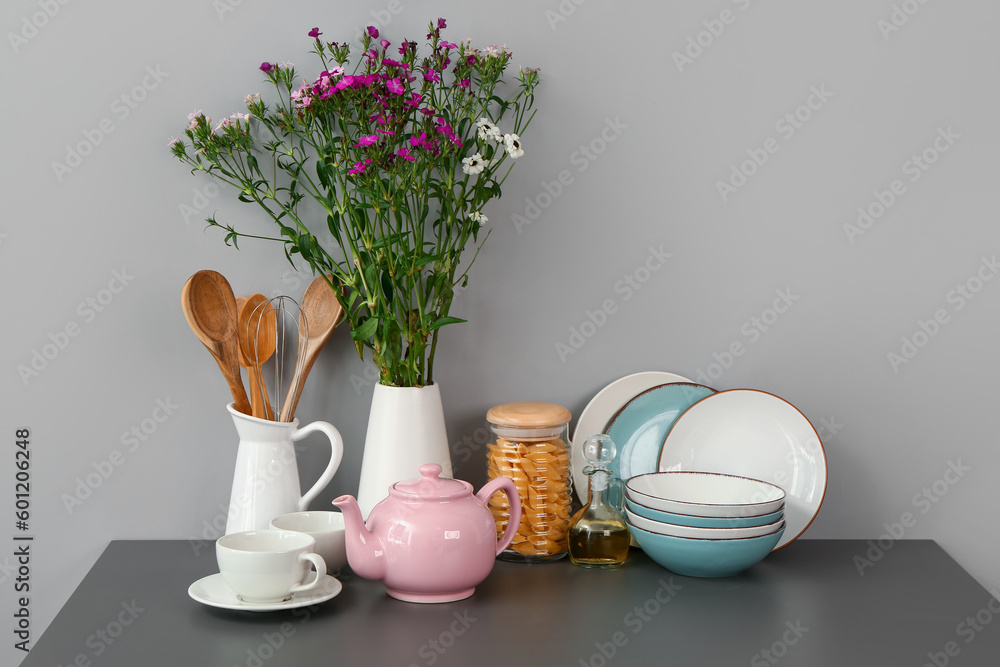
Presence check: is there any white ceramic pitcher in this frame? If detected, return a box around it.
[225,403,344,535]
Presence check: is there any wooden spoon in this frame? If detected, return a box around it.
[279,275,344,422]
[238,294,277,420]
[181,270,251,415]
[234,296,248,367]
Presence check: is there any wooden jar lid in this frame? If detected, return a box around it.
[487,402,571,428]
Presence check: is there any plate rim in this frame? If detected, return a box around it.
[656,388,828,552]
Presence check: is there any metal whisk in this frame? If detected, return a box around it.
[247,296,310,422]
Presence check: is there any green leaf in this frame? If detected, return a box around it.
[380,270,394,304]
[316,159,329,188]
[351,316,379,341]
[428,316,467,332]
[327,213,342,243]
[370,231,410,250]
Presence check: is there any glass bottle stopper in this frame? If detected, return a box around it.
[583,434,616,493]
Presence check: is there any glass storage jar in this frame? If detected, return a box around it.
[485,402,572,562]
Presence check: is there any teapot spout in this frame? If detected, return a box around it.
[332,495,386,581]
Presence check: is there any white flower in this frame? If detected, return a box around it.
[232,112,250,122]
[469,211,487,223]
[476,117,501,142]
[214,118,232,133]
[462,153,486,175]
[503,133,524,159]
[187,109,202,120]
[245,93,261,105]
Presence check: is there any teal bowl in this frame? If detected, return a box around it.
[625,497,783,528]
[628,523,784,578]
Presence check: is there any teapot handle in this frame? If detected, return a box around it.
[476,477,521,556]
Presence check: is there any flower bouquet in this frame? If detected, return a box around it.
[171,18,540,388]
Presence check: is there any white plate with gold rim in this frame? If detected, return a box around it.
[571,371,690,503]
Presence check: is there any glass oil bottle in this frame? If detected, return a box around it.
[568,434,629,568]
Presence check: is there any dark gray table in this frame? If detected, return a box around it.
[22,540,1000,666]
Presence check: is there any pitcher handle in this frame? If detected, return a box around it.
[476,477,522,556]
[292,421,344,511]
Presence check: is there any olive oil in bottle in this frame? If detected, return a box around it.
[568,435,629,568]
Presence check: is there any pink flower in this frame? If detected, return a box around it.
[410,133,438,151]
[348,158,373,175]
[396,148,416,162]
[308,27,322,38]
[187,109,202,120]
[440,40,457,49]
[404,93,423,108]
[260,62,273,72]
[386,78,405,95]
[366,26,379,39]
[377,128,396,135]
[423,69,441,83]
[455,78,470,88]
[437,18,447,29]
[354,134,378,147]
[380,39,390,50]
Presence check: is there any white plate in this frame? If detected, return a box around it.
[188,573,343,612]
[571,371,690,503]
[657,389,827,551]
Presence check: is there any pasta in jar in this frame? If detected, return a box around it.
[485,402,573,561]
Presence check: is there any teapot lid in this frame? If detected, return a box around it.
[391,464,471,500]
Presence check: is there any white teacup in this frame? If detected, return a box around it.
[216,530,327,603]
[270,511,347,574]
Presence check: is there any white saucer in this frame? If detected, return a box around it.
[188,573,343,611]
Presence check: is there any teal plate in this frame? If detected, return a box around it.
[606,383,716,483]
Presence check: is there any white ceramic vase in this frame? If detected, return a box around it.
[356,383,453,518]
[225,403,345,534]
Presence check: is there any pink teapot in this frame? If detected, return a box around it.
[333,463,521,603]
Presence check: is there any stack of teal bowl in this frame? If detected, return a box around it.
[624,471,786,577]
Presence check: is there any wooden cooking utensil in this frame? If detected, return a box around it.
[238,294,277,420]
[234,296,248,368]
[279,275,344,422]
[181,270,251,415]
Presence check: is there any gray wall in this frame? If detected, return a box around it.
[3,0,998,660]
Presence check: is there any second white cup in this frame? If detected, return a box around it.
[270,511,347,574]
[217,530,327,603]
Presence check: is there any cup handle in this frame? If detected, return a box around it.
[476,476,522,556]
[290,552,327,595]
[292,421,344,511]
